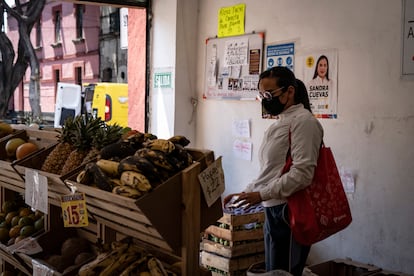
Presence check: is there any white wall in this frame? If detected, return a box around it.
[150,0,198,141]
[152,0,414,273]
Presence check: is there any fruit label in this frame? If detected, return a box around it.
[198,156,225,207]
[33,259,54,276]
[61,193,89,227]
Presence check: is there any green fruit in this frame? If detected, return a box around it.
[34,217,44,232]
[18,216,34,227]
[20,225,35,237]
[11,215,20,227]
[5,211,18,225]
[5,137,26,158]
[2,201,16,213]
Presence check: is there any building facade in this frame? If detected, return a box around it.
[7,1,100,120]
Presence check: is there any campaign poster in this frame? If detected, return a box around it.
[301,49,338,119]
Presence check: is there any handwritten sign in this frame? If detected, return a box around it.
[61,193,88,227]
[218,3,245,37]
[198,157,225,207]
[233,139,252,161]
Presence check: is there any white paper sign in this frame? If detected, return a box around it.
[232,119,250,138]
[233,139,252,161]
[339,167,355,194]
[7,237,42,255]
[25,169,48,214]
[198,157,225,207]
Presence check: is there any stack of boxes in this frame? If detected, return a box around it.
[200,204,265,275]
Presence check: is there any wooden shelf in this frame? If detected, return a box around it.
[0,127,222,275]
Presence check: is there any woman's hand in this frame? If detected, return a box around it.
[223,192,262,209]
[236,192,262,207]
[223,193,241,207]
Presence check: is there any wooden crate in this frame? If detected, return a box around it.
[204,211,265,245]
[2,142,222,275]
[201,250,265,275]
[201,211,265,274]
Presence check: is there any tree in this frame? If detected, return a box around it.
[0,0,45,119]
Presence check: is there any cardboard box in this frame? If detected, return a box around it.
[307,259,381,276]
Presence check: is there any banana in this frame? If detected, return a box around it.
[143,133,158,142]
[96,159,120,177]
[86,162,114,192]
[76,169,93,185]
[119,256,149,276]
[78,242,128,276]
[109,178,122,186]
[147,256,168,276]
[112,185,142,199]
[99,249,141,276]
[120,171,152,192]
[135,148,176,172]
[118,155,159,180]
[168,135,190,147]
[144,139,176,154]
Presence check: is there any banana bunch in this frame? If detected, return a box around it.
[78,240,173,276]
[75,134,193,199]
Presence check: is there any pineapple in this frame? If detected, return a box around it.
[82,123,125,164]
[60,115,104,175]
[41,117,76,174]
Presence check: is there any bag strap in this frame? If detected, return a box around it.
[283,127,324,173]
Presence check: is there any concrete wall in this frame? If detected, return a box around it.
[151,0,414,273]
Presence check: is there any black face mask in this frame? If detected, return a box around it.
[262,95,286,116]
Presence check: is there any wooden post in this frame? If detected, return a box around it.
[181,162,201,276]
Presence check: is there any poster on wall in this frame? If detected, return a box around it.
[265,42,295,71]
[218,3,246,38]
[297,49,338,119]
[204,32,264,100]
[401,0,414,79]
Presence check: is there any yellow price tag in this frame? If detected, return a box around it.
[61,193,88,227]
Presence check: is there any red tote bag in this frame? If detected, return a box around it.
[282,143,352,245]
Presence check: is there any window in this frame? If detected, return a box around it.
[109,10,120,34]
[35,19,42,48]
[75,4,84,39]
[54,10,62,43]
[54,69,61,96]
[75,67,82,86]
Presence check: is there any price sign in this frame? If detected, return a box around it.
[61,193,88,227]
[198,156,225,207]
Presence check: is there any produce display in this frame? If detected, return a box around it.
[0,121,14,138]
[39,236,96,274]
[0,122,40,161]
[0,117,207,275]
[0,197,45,246]
[78,238,178,276]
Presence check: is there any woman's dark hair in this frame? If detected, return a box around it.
[312,55,330,81]
[295,78,312,113]
[259,66,297,92]
[259,66,312,113]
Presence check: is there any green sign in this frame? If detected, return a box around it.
[154,72,172,88]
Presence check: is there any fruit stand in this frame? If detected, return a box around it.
[0,124,223,275]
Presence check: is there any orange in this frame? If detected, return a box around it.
[16,142,39,160]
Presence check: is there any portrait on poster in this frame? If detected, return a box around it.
[300,49,338,119]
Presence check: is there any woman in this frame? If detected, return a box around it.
[312,55,330,84]
[223,66,323,275]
